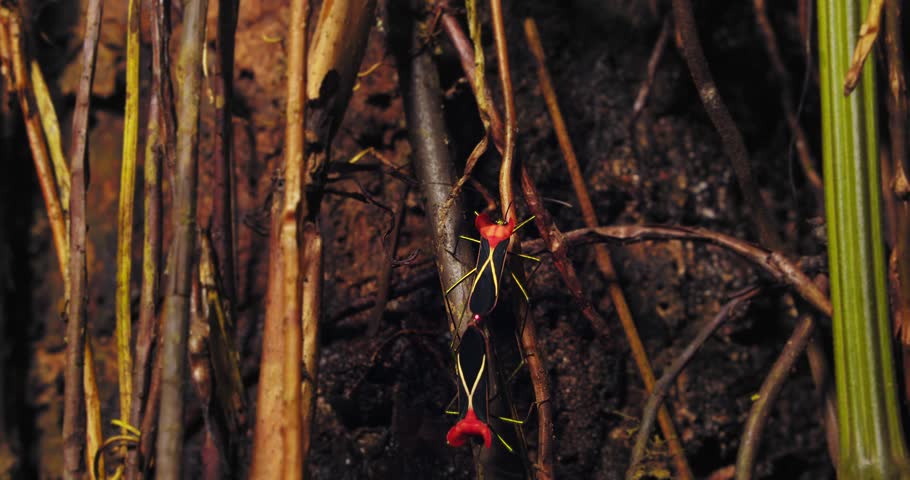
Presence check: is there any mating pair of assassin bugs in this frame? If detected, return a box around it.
[444,211,536,451]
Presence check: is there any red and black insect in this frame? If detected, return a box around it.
[446,323,493,448]
[446,212,537,320]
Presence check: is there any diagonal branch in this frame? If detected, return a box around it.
[524,18,692,480]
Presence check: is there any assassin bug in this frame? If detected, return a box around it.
[446,212,538,319]
[445,322,525,451]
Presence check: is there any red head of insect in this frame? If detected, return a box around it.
[475,212,516,249]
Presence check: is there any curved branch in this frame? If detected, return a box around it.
[522,225,831,317]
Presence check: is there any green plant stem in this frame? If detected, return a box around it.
[817,0,910,476]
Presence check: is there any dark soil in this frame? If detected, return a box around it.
[0,0,837,478]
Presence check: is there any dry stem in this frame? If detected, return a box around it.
[64,0,103,475]
[2,13,67,281]
[115,0,141,441]
[155,0,208,477]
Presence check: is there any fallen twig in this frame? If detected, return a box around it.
[735,312,816,480]
[1,12,67,281]
[627,288,761,480]
[523,226,831,317]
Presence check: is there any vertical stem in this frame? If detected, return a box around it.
[488,0,516,221]
[817,0,910,476]
[883,0,910,344]
[64,0,103,476]
[127,0,169,476]
[84,338,104,480]
[300,226,322,474]
[155,0,207,477]
[3,14,68,281]
[210,0,239,302]
[280,0,307,476]
[116,0,141,434]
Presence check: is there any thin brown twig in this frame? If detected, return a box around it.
[439,0,491,217]
[64,0,103,475]
[735,312,816,480]
[627,288,761,480]
[367,183,410,336]
[126,0,169,476]
[524,18,693,480]
[751,0,824,204]
[156,0,208,477]
[672,0,780,250]
[137,336,163,477]
[523,225,831,317]
[2,12,67,281]
[631,15,671,124]
[84,338,104,480]
[489,0,516,222]
[488,6,552,477]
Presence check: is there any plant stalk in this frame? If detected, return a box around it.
[817,0,910,475]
